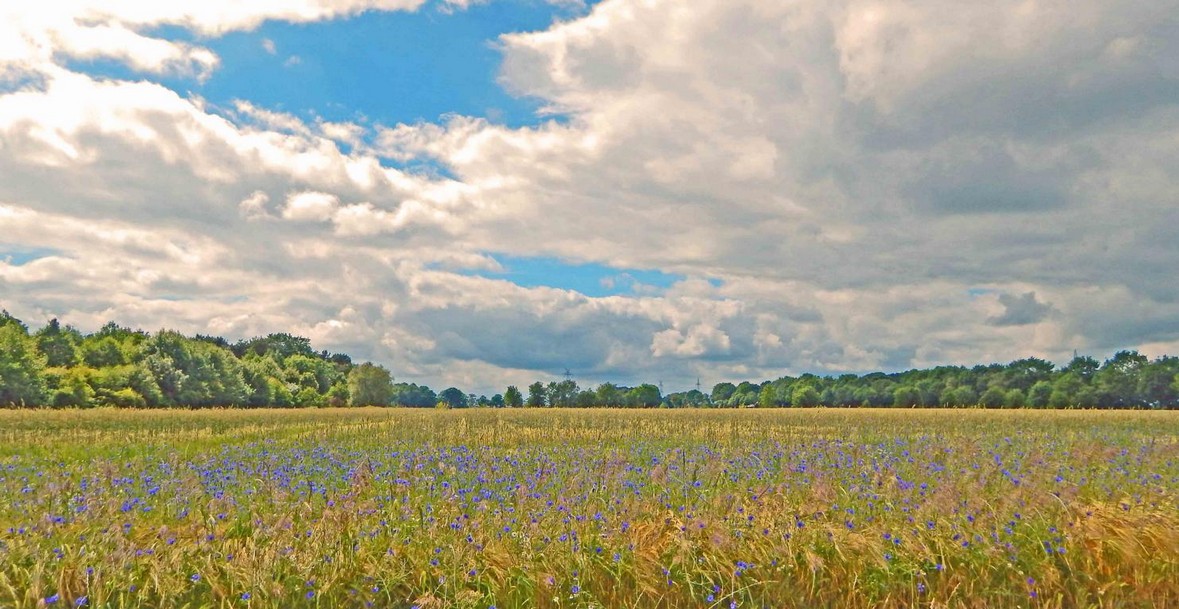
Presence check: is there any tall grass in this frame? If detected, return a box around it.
[1,408,1177,608]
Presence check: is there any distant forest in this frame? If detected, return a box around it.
[1,312,1177,409]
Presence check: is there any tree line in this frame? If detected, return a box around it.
[0,313,396,408]
[2,312,1177,408]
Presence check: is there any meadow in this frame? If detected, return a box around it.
[1,408,1177,609]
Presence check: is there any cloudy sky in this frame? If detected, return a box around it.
[2,0,1177,394]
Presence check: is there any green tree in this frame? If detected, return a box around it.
[45,366,94,407]
[1027,381,1053,408]
[1063,355,1100,380]
[34,319,81,368]
[1002,358,1055,392]
[547,380,578,407]
[892,385,919,408]
[1137,356,1179,408]
[941,385,977,407]
[710,382,737,404]
[1003,388,1026,408]
[1094,350,1148,408]
[347,363,394,406]
[141,330,248,407]
[791,384,820,407]
[758,384,779,408]
[80,336,127,368]
[979,386,1006,408]
[503,385,523,408]
[326,382,350,407]
[0,319,48,406]
[390,383,436,407]
[626,384,662,408]
[526,382,547,407]
[232,333,315,363]
[595,383,623,407]
[439,387,468,408]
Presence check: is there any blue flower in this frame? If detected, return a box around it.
[45,594,60,605]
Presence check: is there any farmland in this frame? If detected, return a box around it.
[1,408,1177,608]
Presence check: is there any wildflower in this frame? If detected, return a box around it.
[241,592,251,601]
[45,594,60,604]
[191,573,201,583]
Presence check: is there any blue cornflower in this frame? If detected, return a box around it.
[190,573,201,582]
[571,584,581,595]
[45,594,60,605]
[241,592,251,601]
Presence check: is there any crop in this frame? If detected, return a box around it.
[1,408,1177,608]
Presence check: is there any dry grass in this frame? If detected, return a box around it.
[1,408,1177,608]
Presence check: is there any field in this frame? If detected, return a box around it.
[1,409,1177,608]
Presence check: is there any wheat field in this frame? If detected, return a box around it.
[1,408,1177,608]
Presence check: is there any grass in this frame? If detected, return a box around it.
[1,408,1177,608]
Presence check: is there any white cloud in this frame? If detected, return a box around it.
[282,191,340,222]
[238,191,272,220]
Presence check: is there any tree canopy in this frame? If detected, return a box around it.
[1,313,1177,409]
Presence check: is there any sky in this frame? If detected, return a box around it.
[1,0,1178,395]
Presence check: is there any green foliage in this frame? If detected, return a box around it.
[595,383,623,407]
[710,381,737,403]
[45,366,94,407]
[390,382,437,408]
[0,321,48,406]
[34,319,81,367]
[979,386,1007,408]
[791,384,820,407]
[438,387,467,408]
[546,379,578,407]
[526,382,547,407]
[80,336,127,367]
[625,383,662,408]
[1027,381,1053,408]
[503,385,523,407]
[326,382,349,407]
[347,363,394,406]
[5,312,1179,411]
[892,385,919,408]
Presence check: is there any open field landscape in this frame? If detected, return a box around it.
[2,408,1177,608]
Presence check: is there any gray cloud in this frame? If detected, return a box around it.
[989,292,1055,326]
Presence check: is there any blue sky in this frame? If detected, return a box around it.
[75,2,580,128]
[466,255,685,297]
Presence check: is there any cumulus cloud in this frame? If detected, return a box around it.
[282,191,340,222]
[3,0,1179,393]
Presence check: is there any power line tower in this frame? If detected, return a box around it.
[564,368,573,382]
[695,377,701,392]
